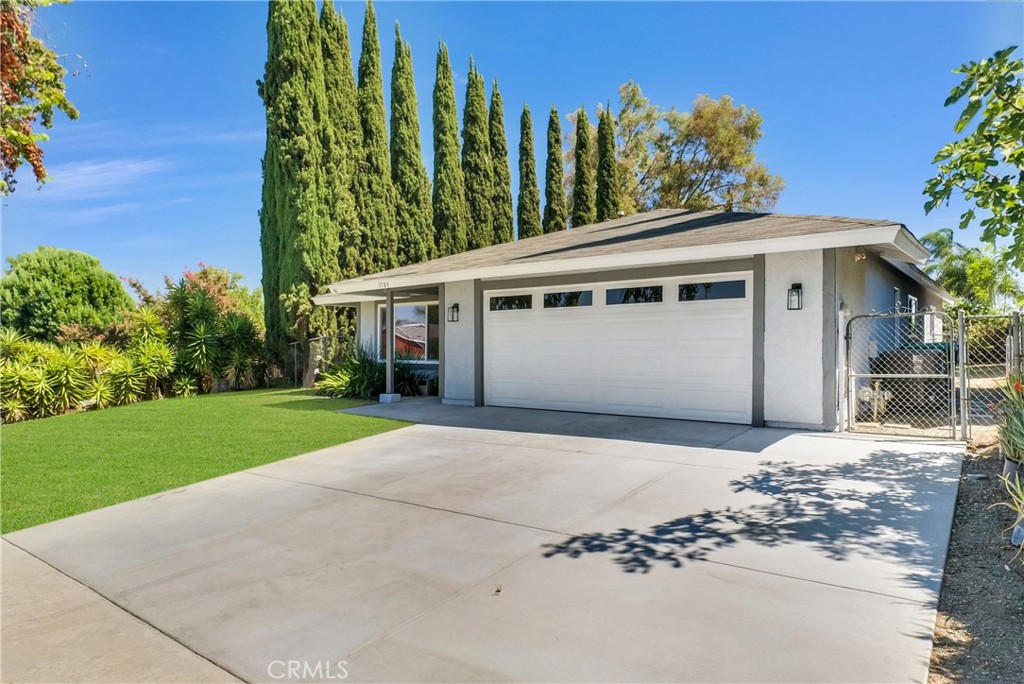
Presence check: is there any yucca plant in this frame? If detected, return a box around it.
[83,375,115,409]
[0,327,29,361]
[20,363,56,417]
[315,367,351,398]
[220,312,259,389]
[45,346,89,412]
[0,360,31,422]
[78,340,118,376]
[999,376,1024,464]
[107,358,144,405]
[130,338,175,399]
[172,374,198,398]
[991,475,1024,566]
[181,320,221,392]
[124,305,167,343]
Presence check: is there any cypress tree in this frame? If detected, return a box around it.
[595,107,620,222]
[355,0,398,271]
[516,104,542,240]
[259,0,339,368]
[542,105,567,233]
[390,24,433,264]
[570,107,596,228]
[488,79,514,244]
[432,42,469,256]
[319,1,361,279]
[461,61,494,250]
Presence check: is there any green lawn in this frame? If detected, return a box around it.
[0,389,407,533]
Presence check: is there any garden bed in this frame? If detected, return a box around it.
[929,438,1024,684]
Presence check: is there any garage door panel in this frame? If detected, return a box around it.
[484,275,753,424]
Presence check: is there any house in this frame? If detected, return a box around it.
[314,209,952,431]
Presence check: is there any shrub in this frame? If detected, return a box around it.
[999,377,1024,464]
[107,358,144,405]
[45,346,89,412]
[172,375,198,398]
[315,346,427,399]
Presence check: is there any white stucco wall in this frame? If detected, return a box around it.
[763,250,825,427]
[356,301,376,353]
[441,280,477,405]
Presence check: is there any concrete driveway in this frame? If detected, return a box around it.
[3,400,963,683]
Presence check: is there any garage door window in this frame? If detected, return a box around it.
[378,304,439,362]
[678,280,746,301]
[606,286,663,305]
[543,291,592,308]
[490,295,533,311]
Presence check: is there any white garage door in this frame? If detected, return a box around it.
[483,273,753,423]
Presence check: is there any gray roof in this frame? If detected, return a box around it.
[349,209,908,282]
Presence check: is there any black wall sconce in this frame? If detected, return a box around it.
[446,303,460,323]
[787,283,803,311]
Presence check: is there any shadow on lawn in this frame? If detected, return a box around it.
[543,449,960,595]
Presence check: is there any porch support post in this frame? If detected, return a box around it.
[385,289,395,396]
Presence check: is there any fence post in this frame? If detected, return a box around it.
[958,310,968,441]
[1014,311,1022,376]
[292,344,298,388]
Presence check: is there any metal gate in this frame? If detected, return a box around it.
[845,311,957,438]
[845,309,1023,440]
[958,311,1022,441]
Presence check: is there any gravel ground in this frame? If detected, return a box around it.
[929,441,1024,684]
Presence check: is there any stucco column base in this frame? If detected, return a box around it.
[379,393,402,403]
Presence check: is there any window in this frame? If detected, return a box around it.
[544,291,592,308]
[606,286,663,305]
[678,280,746,301]
[490,295,532,311]
[378,304,439,362]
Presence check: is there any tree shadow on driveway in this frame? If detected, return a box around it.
[542,449,960,597]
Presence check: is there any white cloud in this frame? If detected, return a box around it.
[44,158,173,200]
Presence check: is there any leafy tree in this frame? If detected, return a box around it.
[570,107,596,228]
[516,104,542,240]
[0,0,78,195]
[542,105,567,233]
[462,61,494,249]
[922,228,1023,313]
[355,0,399,271]
[595,107,620,221]
[0,247,133,341]
[390,23,433,265]
[923,46,1024,267]
[319,0,363,279]
[610,83,783,213]
[431,42,469,256]
[488,79,514,244]
[258,0,340,369]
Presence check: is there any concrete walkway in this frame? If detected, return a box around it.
[3,403,963,683]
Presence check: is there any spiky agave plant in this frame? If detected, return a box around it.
[107,357,144,405]
[83,374,115,409]
[172,374,198,398]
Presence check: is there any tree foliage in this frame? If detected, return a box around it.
[922,228,1023,313]
[0,0,78,195]
[570,107,596,228]
[431,42,469,256]
[542,105,567,233]
[355,0,398,271]
[0,247,132,342]
[258,0,339,370]
[462,60,495,249]
[595,106,620,221]
[319,0,362,279]
[390,23,433,265]
[923,46,1024,267]
[516,104,542,240]
[488,79,514,244]
[610,82,783,213]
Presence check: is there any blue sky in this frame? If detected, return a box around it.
[2,0,1022,292]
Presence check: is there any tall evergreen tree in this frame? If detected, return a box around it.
[432,42,469,256]
[542,105,567,233]
[570,106,596,228]
[319,1,362,279]
[259,0,340,367]
[488,79,514,244]
[461,61,494,250]
[516,104,542,240]
[595,107,620,222]
[390,23,433,264]
[355,0,398,271]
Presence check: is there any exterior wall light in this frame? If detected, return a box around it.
[787,283,803,311]
[446,303,460,323]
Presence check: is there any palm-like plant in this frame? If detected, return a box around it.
[172,374,197,398]
[45,346,89,412]
[181,320,221,391]
[130,338,175,399]
[107,358,144,405]
[0,327,29,360]
[84,375,115,409]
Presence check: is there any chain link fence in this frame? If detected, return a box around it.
[846,310,956,438]
[960,313,1019,442]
